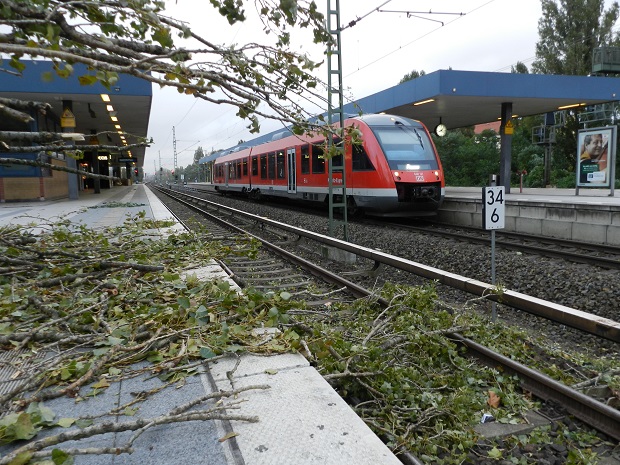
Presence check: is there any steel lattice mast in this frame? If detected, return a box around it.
[327,0,348,241]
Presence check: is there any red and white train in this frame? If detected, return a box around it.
[212,114,445,216]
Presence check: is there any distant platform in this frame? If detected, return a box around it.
[441,187,620,246]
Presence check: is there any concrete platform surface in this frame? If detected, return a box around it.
[0,184,403,465]
[445,186,620,206]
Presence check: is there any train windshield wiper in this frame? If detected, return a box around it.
[394,121,424,150]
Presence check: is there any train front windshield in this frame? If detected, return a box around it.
[371,124,439,170]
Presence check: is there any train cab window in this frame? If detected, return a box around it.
[352,143,375,171]
[260,154,267,179]
[268,152,276,179]
[276,151,285,179]
[311,145,325,174]
[301,145,310,174]
[242,160,248,176]
[251,156,258,176]
[371,125,439,170]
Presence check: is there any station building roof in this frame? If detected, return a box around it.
[202,69,620,162]
[0,60,152,167]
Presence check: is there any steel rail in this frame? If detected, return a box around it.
[452,333,620,442]
[163,188,620,343]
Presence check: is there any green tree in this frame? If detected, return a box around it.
[433,130,500,186]
[511,62,529,73]
[193,147,205,165]
[531,0,620,188]
[532,0,620,75]
[399,69,426,84]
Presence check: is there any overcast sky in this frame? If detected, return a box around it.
[144,0,544,172]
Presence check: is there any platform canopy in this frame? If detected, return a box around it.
[346,69,620,133]
[0,60,152,168]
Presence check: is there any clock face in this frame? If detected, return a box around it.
[435,124,447,137]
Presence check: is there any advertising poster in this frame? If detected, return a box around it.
[576,126,615,187]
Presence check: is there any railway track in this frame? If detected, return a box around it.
[186,182,620,270]
[151,185,620,450]
[378,220,620,270]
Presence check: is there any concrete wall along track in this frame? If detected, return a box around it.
[439,187,620,246]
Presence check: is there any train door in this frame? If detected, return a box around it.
[287,148,297,193]
[224,162,229,187]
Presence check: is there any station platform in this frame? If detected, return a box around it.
[441,186,620,246]
[0,184,402,465]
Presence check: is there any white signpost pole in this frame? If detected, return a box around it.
[482,181,505,322]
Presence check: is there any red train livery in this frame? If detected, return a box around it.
[212,114,445,217]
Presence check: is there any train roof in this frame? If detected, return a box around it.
[355,114,426,127]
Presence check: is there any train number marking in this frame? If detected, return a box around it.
[416,175,425,182]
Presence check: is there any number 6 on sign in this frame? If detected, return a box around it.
[482,186,505,230]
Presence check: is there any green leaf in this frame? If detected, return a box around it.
[200,346,217,359]
[123,407,138,416]
[177,296,191,309]
[56,418,75,428]
[147,352,163,363]
[488,447,502,459]
[12,413,37,441]
[9,57,26,73]
[91,378,111,390]
[107,336,124,346]
[78,75,98,86]
[152,27,173,48]
[75,419,94,428]
[52,448,74,464]
[5,451,33,465]
[26,402,55,426]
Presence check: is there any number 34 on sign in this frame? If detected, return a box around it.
[482,186,505,230]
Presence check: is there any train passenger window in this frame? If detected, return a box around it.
[331,137,343,168]
[276,151,285,179]
[352,144,375,171]
[229,163,235,179]
[301,145,310,174]
[242,160,248,176]
[251,157,258,176]
[268,152,276,179]
[260,154,267,179]
[371,125,439,170]
[312,145,325,174]
[236,161,241,179]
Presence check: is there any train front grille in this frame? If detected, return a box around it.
[395,182,441,202]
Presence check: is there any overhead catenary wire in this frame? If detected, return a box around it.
[344,0,497,78]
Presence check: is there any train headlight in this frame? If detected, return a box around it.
[394,171,399,177]
[434,171,439,176]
